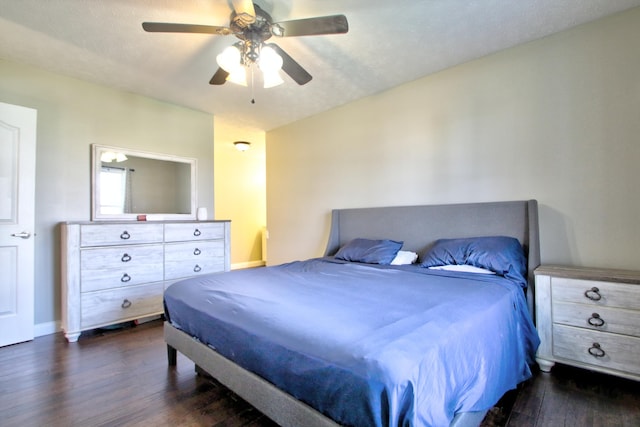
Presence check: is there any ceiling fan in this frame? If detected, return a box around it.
[142,0,348,87]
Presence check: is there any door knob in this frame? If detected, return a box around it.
[11,231,31,239]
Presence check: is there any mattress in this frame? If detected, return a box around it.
[163,257,539,427]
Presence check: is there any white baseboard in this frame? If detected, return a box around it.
[231,260,266,270]
[35,320,61,337]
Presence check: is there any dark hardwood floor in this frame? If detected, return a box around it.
[1,319,638,427]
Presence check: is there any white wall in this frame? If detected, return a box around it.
[214,119,266,268]
[0,59,214,328]
[266,8,640,269]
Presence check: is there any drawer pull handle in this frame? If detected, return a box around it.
[121,299,132,309]
[588,342,606,358]
[588,313,605,327]
[193,248,201,256]
[121,273,131,282]
[193,229,201,237]
[120,230,131,240]
[193,264,202,273]
[121,253,132,262]
[584,287,602,301]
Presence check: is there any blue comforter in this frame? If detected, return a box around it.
[164,258,539,427]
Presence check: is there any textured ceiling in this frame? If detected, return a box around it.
[1,0,639,130]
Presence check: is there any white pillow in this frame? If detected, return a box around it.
[390,250,418,265]
[428,264,496,274]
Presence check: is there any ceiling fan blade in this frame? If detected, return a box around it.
[267,44,312,85]
[273,15,348,37]
[231,0,256,27]
[142,22,232,35]
[210,68,229,85]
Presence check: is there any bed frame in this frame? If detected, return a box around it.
[165,199,540,427]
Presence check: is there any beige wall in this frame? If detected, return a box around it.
[267,8,640,269]
[214,119,266,268]
[0,59,214,329]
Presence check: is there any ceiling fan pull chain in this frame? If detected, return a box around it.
[251,66,256,104]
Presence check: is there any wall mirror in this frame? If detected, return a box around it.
[91,144,197,221]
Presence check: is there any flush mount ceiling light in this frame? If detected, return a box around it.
[233,141,251,152]
[142,1,348,88]
[100,151,128,163]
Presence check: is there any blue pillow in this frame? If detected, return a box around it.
[420,236,527,287]
[335,238,403,265]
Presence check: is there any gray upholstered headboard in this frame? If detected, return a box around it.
[324,200,540,315]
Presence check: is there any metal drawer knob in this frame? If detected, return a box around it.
[193,228,201,237]
[584,287,602,301]
[121,299,132,309]
[120,230,131,240]
[121,253,132,262]
[121,273,131,282]
[193,248,201,256]
[193,264,202,273]
[588,312,605,327]
[588,342,606,358]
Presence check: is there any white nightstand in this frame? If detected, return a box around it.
[535,265,640,381]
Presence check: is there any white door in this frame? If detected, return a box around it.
[0,102,37,347]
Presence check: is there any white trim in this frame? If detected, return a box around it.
[231,260,265,270]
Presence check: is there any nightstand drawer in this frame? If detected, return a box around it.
[553,302,640,337]
[80,245,164,292]
[81,283,164,328]
[164,222,225,242]
[551,277,640,310]
[80,223,163,247]
[553,324,640,376]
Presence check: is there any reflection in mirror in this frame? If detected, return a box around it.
[92,144,197,220]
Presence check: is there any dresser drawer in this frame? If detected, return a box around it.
[551,277,640,310]
[165,240,225,262]
[553,301,640,337]
[80,245,164,292]
[80,283,164,329]
[165,259,225,280]
[165,240,225,280]
[80,223,164,247]
[164,222,225,242]
[552,324,640,376]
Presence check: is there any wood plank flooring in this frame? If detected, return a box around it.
[1,319,638,427]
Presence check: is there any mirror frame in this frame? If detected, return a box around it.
[91,144,197,221]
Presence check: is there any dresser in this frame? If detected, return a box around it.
[535,265,640,381]
[61,220,230,342]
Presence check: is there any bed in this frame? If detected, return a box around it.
[163,200,541,427]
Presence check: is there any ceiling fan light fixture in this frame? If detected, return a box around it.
[217,44,247,86]
[216,44,242,73]
[226,67,248,86]
[259,45,284,88]
[259,45,283,73]
[144,4,349,88]
[262,70,284,88]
